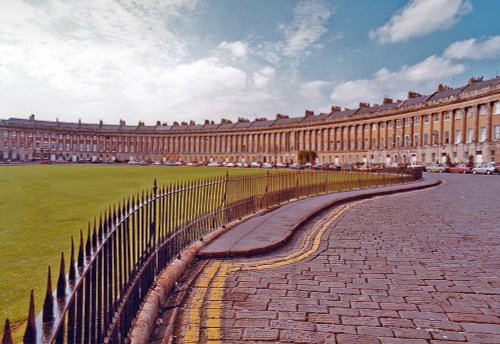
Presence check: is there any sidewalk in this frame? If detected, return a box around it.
[198,176,440,259]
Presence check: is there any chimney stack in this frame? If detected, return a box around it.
[408,91,422,99]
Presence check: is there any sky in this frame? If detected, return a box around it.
[0,0,499,125]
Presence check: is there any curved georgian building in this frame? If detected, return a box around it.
[1,76,499,165]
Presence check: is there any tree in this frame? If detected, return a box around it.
[298,150,317,164]
[445,154,453,167]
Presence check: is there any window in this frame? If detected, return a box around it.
[479,127,486,142]
[467,107,474,118]
[467,128,473,143]
[480,104,488,115]
[387,121,393,129]
[380,138,384,149]
[455,109,462,119]
[372,138,377,148]
[495,102,500,115]
[424,115,429,123]
[28,132,33,137]
[445,113,451,121]
[66,143,70,150]
[372,123,377,130]
[396,119,401,127]
[404,135,410,147]
[444,131,450,144]
[413,116,420,125]
[455,130,462,143]
[58,143,63,150]
[405,118,411,126]
[414,134,419,146]
[495,126,500,140]
[423,133,429,145]
[11,131,16,137]
[434,114,440,122]
[396,136,401,147]
[51,133,56,139]
[2,131,7,136]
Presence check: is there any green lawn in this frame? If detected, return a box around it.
[0,165,265,338]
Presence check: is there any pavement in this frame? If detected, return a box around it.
[151,173,500,344]
[199,177,440,258]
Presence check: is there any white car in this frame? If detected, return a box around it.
[152,161,162,165]
[207,162,222,167]
[250,162,261,168]
[262,162,273,168]
[225,162,235,167]
[471,164,497,175]
[275,162,286,168]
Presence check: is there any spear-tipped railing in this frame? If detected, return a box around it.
[2,167,422,343]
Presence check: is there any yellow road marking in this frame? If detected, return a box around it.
[181,261,221,344]
[182,192,445,343]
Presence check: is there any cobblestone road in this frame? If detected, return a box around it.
[173,174,500,343]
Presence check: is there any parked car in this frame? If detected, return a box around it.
[262,162,273,168]
[163,161,175,166]
[275,162,287,168]
[448,164,471,174]
[152,161,162,165]
[327,164,341,171]
[225,162,235,167]
[425,164,448,173]
[289,163,302,169]
[312,163,326,170]
[174,161,183,166]
[471,163,497,175]
[341,164,355,171]
[207,161,222,167]
[304,162,312,169]
[128,160,139,165]
[250,162,261,168]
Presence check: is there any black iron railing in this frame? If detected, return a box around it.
[2,168,422,343]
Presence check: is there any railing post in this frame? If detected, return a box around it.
[23,290,36,344]
[2,319,13,344]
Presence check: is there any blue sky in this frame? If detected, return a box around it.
[0,0,499,124]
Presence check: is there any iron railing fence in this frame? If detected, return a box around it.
[2,168,422,344]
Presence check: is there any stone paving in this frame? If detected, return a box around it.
[161,174,500,343]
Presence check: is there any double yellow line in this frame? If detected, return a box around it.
[179,199,371,343]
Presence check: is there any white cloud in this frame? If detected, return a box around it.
[252,67,276,89]
[280,0,333,57]
[219,41,249,57]
[0,0,289,124]
[330,55,465,107]
[443,36,500,60]
[255,0,333,66]
[370,0,472,44]
[300,80,330,99]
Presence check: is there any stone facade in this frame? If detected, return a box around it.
[1,77,499,165]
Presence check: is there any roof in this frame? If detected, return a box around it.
[1,76,498,133]
[402,94,429,107]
